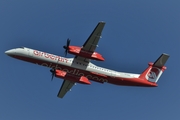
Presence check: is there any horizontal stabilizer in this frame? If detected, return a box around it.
[153,53,170,68]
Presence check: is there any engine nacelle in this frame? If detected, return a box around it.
[68,46,105,61]
[55,70,91,85]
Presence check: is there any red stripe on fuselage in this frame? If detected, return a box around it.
[10,54,157,87]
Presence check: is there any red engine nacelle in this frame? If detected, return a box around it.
[55,69,91,85]
[68,46,105,61]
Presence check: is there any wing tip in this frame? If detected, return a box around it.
[162,53,170,56]
[99,21,105,24]
[57,95,64,99]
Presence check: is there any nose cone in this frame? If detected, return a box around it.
[5,49,14,56]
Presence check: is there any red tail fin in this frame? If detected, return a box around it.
[139,53,169,83]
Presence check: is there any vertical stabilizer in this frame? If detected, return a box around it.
[139,53,169,83]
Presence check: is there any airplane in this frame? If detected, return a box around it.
[5,21,170,98]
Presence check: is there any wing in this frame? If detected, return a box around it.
[75,21,105,62]
[57,79,75,98]
[57,22,105,98]
[82,21,105,52]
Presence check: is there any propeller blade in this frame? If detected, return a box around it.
[50,69,55,81]
[51,74,54,81]
[63,45,66,49]
[67,38,70,47]
[64,50,67,56]
[49,58,59,81]
[63,38,71,57]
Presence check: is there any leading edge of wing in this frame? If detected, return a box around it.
[57,80,75,98]
[82,21,105,52]
[74,21,105,63]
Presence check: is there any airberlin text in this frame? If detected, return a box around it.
[37,62,108,83]
[33,50,68,63]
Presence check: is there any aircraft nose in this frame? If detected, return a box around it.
[5,49,14,55]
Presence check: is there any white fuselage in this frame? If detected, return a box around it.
[5,47,142,85]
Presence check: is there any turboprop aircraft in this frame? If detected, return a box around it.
[5,21,170,98]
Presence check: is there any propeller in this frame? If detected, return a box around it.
[49,58,59,81]
[50,68,56,81]
[63,38,71,56]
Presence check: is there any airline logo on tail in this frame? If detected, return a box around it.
[139,53,169,83]
[146,67,161,81]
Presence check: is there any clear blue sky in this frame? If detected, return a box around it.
[1,0,180,120]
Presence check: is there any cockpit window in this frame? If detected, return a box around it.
[20,47,24,49]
